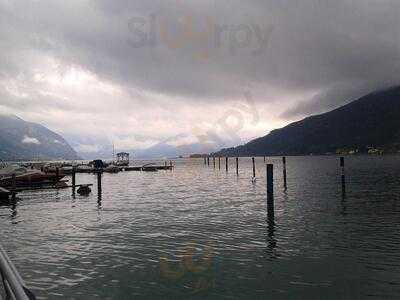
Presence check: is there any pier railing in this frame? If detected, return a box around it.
[0,244,34,300]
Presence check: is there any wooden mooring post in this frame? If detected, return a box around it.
[11,174,16,203]
[72,167,76,195]
[225,157,229,173]
[266,164,274,211]
[283,157,287,190]
[218,157,221,170]
[97,171,102,200]
[263,156,266,163]
[213,157,216,169]
[340,157,346,197]
[252,157,256,179]
[236,157,239,176]
[204,157,207,165]
[207,156,210,167]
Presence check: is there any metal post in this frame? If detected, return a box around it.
[0,245,31,300]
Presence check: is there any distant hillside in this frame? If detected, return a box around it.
[215,86,400,156]
[0,114,80,161]
[75,138,218,160]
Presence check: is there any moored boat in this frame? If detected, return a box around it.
[0,165,64,188]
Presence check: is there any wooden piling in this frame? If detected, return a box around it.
[72,167,76,195]
[266,164,274,211]
[213,157,216,169]
[263,156,266,163]
[11,174,16,202]
[283,156,287,190]
[218,157,221,170]
[236,157,239,176]
[252,157,256,178]
[340,157,346,197]
[55,167,60,189]
[97,171,102,200]
[225,157,229,172]
[204,157,207,165]
[207,156,210,166]
[266,164,274,195]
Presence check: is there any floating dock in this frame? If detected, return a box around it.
[123,166,173,172]
[71,165,173,174]
[0,160,175,202]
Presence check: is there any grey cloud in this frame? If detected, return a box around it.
[280,82,385,119]
[1,0,400,151]
[3,0,400,102]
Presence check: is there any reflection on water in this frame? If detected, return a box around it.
[1,156,400,299]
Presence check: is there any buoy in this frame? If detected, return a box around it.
[77,185,91,196]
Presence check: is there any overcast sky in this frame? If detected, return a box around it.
[1,0,400,154]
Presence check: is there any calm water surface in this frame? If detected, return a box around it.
[1,156,400,299]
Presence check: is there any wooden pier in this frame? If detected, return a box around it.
[68,165,173,174]
[123,165,173,172]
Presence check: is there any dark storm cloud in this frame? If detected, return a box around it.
[92,0,396,96]
[280,82,382,119]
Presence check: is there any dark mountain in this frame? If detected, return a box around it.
[0,114,80,161]
[215,86,400,157]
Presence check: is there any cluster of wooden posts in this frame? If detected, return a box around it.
[203,156,288,183]
[71,162,174,202]
[1,161,174,204]
[203,155,347,201]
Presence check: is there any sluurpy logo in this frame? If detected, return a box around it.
[127,7,274,61]
[159,242,216,294]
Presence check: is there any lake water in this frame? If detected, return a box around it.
[1,156,400,299]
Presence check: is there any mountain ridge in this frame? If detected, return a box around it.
[0,114,80,161]
[214,86,400,157]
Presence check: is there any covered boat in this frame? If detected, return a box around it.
[0,165,64,188]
